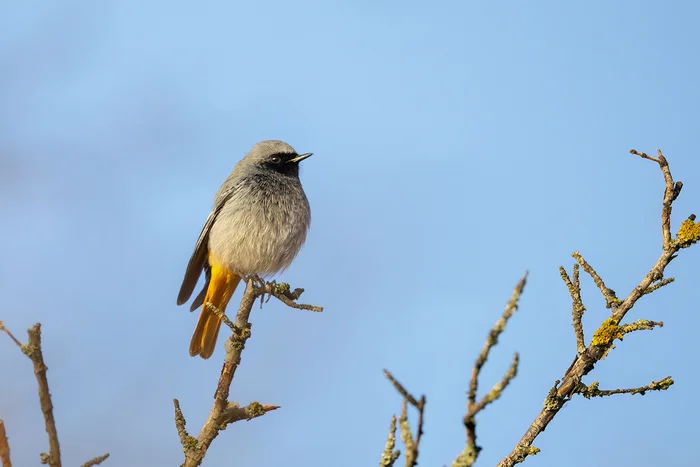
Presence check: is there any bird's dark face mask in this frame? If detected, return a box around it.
[262,152,312,178]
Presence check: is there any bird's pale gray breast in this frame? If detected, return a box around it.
[208,171,311,276]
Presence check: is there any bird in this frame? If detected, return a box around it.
[177,140,312,359]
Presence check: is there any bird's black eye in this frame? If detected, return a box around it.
[270,155,282,164]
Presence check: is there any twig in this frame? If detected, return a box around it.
[0,321,22,348]
[643,277,675,295]
[79,453,110,467]
[173,399,192,449]
[176,278,322,467]
[575,377,674,398]
[383,370,421,408]
[572,252,618,309]
[1,323,111,467]
[17,324,61,467]
[559,265,586,353]
[0,420,11,467]
[620,319,664,334]
[454,274,526,466]
[631,149,676,248]
[382,370,425,467]
[497,149,693,467]
[379,416,401,467]
[220,402,280,424]
[264,282,324,312]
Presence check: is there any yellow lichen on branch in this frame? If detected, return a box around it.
[590,318,624,346]
[676,216,700,246]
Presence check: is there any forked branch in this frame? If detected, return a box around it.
[175,277,322,467]
[496,149,697,466]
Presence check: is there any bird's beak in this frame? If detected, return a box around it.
[288,153,313,163]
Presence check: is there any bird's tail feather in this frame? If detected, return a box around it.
[189,261,241,359]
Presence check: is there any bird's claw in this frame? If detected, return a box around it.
[245,274,266,290]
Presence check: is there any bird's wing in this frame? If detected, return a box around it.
[176,186,237,306]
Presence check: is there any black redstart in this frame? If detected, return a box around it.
[177,140,312,359]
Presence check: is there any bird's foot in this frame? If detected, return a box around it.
[244,273,266,290]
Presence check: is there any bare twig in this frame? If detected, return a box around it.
[383,370,421,408]
[497,149,694,467]
[265,282,324,312]
[379,416,401,467]
[450,274,527,466]
[575,377,674,398]
[620,319,664,334]
[631,149,676,248]
[643,277,675,295]
[0,321,22,348]
[17,324,61,467]
[382,370,426,467]
[1,323,111,467]
[572,252,619,309]
[220,402,280,424]
[79,453,110,467]
[176,278,322,467]
[559,265,586,353]
[0,420,11,467]
[173,399,192,450]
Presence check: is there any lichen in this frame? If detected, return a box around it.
[590,318,624,346]
[528,447,541,456]
[676,218,700,245]
[247,401,265,418]
[185,436,199,450]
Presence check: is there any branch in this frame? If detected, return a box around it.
[382,370,426,467]
[0,322,110,467]
[79,453,110,467]
[575,377,674,399]
[0,420,11,467]
[0,323,62,467]
[497,149,694,467]
[451,274,527,467]
[572,252,619,309]
[379,416,401,467]
[176,278,322,467]
[630,149,677,249]
[220,401,280,424]
[559,264,586,353]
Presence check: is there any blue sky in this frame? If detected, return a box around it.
[1,1,698,466]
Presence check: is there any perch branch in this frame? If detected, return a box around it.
[497,149,694,467]
[176,278,322,467]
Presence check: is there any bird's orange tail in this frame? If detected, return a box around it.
[190,259,241,359]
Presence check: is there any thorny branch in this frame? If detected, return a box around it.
[175,277,322,467]
[496,149,699,467]
[0,321,110,467]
